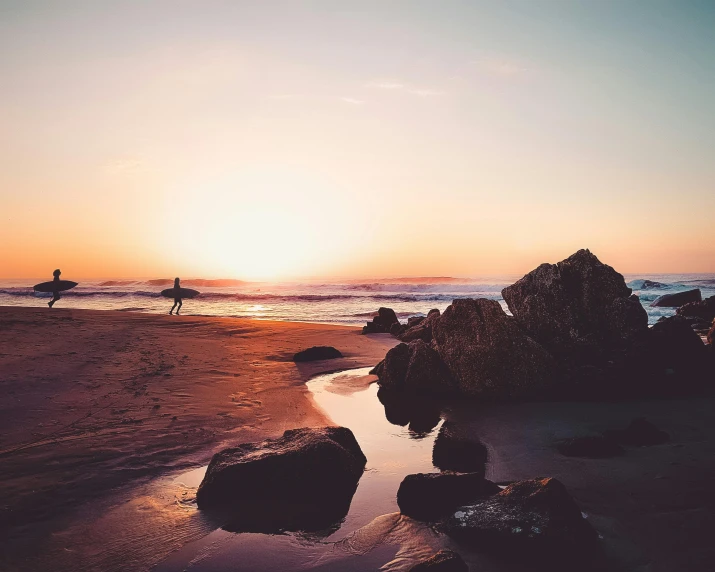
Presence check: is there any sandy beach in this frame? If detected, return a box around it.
[0,306,397,570]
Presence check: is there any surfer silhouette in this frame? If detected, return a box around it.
[48,269,62,308]
[169,277,182,315]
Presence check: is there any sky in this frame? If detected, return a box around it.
[1,0,714,280]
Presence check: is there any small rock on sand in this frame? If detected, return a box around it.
[292,346,343,362]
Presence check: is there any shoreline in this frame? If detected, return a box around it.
[0,306,398,570]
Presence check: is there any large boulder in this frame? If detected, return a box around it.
[196,427,366,532]
[432,298,557,399]
[400,309,441,343]
[432,421,488,475]
[409,550,468,571]
[649,316,707,380]
[501,249,648,357]
[398,472,500,521]
[374,340,455,394]
[651,288,702,308]
[444,478,598,563]
[677,295,715,323]
[293,346,343,362]
[363,307,400,334]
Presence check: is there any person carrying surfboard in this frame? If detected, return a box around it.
[33,270,78,307]
[48,269,63,307]
[170,277,183,315]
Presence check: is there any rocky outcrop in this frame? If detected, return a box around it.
[196,427,366,532]
[363,307,400,334]
[400,309,441,343]
[410,550,468,572]
[373,340,455,394]
[432,298,557,399]
[397,472,500,521]
[445,478,598,563]
[651,288,702,308]
[557,436,623,458]
[432,422,488,475]
[677,295,715,323]
[293,346,343,362]
[501,249,647,357]
[603,418,669,446]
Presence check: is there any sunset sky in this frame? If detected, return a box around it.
[2,1,714,280]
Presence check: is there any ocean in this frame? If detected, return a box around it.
[1,274,713,326]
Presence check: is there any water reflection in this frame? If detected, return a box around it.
[376,386,442,437]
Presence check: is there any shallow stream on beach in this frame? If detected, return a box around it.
[154,368,451,571]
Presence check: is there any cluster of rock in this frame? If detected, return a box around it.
[370,249,712,401]
[651,288,702,307]
[362,307,401,334]
[196,427,366,533]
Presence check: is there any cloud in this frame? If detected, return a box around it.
[341,97,365,105]
[365,79,445,97]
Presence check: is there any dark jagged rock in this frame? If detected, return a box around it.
[376,385,442,436]
[363,307,400,334]
[642,280,667,289]
[557,435,623,458]
[445,478,598,564]
[651,288,702,308]
[196,427,366,532]
[603,418,669,446]
[409,549,468,571]
[501,249,647,357]
[398,472,500,521]
[400,309,441,343]
[649,316,707,379]
[709,319,715,345]
[432,298,557,399]
[390,322,407,337]
[293,346,343,362]
[677,295,715,323]
[407,315,426,328]
[376,340,454,394]
[433,422,488,475]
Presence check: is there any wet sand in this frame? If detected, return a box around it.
[0,307,398,570]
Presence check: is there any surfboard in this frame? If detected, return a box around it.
[33,280,78,293]
[161,287,200,299]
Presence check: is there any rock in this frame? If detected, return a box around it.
[376,386,442,435]
[709,319,715,345]
[649,316,707,379]
[603,418,669,446]
[400,309,441,343]
[407,315,426,328]
[398,472,500,521]
[501,249,647,356]
[196,427,366,532]
[376,340,455,394]
[363,307,400,334]
[676,295,715,323]
[651,288,702,308]
[432,298,557,399]
[557,435,623,458]
[292,346,343,362]
[390,322,406,337]
[432,422,488,475]
[409,549,468,571]
[642,280,667,289]
[445,478,598,563]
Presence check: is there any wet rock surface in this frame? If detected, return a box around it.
[292,346,343,362]
[374,340,454,394]
[603,417,669,446]
[409,549,469,571]
[557,435,624,458]
[651,288,702,308]
[445,478,598,565]
[196,427,366,532]
[432,298,557,399]
[432,422,488,475]
[397,471,500,521]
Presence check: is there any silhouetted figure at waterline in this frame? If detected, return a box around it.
[170,277,182,315]
[33,269,78,308]
[160,278,200,315]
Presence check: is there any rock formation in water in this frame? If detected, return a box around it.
[677,295,715,323]
[432,298,557,399]
[196,427,366,532]
[293,346,343,362]
[363,307,400,334]
[371,340,454,394]
[444,478,599,565]
[651,288,702,308]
